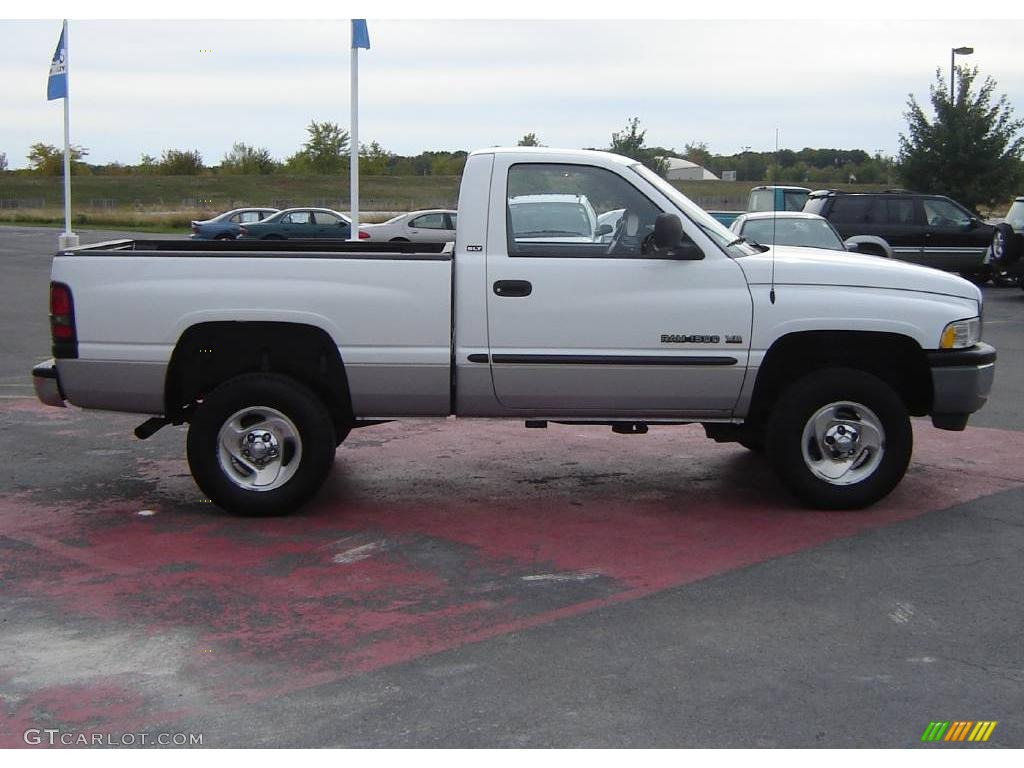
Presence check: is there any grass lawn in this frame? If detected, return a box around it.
[0,173,905,230]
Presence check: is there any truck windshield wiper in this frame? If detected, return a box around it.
[726,235,769,252]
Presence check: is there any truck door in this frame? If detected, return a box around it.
[484,159,753,416]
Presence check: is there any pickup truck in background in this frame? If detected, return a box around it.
[33,147,995,516]
[708,185,812,228]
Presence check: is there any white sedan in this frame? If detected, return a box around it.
[360,209,457,243]
[730,211,893,257]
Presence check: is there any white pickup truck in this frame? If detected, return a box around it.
[33,147,995,515]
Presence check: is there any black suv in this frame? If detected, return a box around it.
[804,190,994,280]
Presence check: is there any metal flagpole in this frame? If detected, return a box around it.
[349,37,359,240]
[61,19,77,248]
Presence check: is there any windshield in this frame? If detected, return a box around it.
[740,218,845,250]
[629,164,754,254]
[510,202,593,237]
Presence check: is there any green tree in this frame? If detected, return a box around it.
[0,152,7,172]
[27,142,89,175]
[137,153,158,174]
[159,149,204,175]
[682,141,712,169]
[899,66,1024,211]
[518,132,542,147]
[221,142,277,174]
[610,117,667,175]
[290,120,350,174]
[359,141,393,175]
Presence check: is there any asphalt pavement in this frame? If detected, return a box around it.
[0,225,1021,748]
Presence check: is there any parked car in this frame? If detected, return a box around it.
[190,207,278,240]
[237,208,365,240]
[359,209,457,243]
[508,194,600,242]
[709,186,812,227]
[991,196,1024,274]
[804,190,994,281]
[729,211,893,256]
[33,146,994,516]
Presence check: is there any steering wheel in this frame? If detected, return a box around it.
[606,209,642,256]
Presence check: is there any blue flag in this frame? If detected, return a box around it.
[47,22,68,101]
[352,19,370,50]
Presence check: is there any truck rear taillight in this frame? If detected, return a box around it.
[49,281,78,358]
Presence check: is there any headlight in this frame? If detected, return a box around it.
[940,317,981,349]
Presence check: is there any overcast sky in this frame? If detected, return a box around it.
[3,16,1024,169]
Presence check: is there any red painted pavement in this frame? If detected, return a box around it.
[2,399,1024,744]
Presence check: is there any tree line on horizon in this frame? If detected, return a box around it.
[4,66,1022,212]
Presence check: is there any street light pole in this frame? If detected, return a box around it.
[950,46,974,103]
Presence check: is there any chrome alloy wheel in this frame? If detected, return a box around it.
[799,401,885,486]
[216,406,302,492]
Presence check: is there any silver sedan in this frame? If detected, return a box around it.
[360,209,457,243]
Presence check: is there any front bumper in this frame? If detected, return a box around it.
[32,359,66,408]
[927,343,996,430]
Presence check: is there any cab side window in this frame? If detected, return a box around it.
[922,198,971,228]
[506,163,663,258]
[881,198,916,225]
[312,212,342,225]
[410,213,447,229]
[829,196,875,224]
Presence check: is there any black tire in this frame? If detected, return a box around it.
[737,430,765,453]
[992,270,1019,288]
[766,368,912,510]
[389,237,410,242]
[993,223,1020,265]
[186,373,336,516]
[214,233,235,241]
[959,270,991,286]
[261,234,285,241]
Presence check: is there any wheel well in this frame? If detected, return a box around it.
[165,322,353,434]
[747,331,932,426]
[856,243,886,257]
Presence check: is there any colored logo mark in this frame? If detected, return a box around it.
[921,721,997,742]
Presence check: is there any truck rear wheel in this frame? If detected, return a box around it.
[186,373,336,516]
[766,368,912,510]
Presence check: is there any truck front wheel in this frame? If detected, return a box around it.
[766,368,912,510]
[186,373,336,516]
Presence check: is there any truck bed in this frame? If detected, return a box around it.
[50,238,455,418]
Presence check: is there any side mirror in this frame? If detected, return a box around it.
[653,213,683,248]
[844,241,860,252]
[652,213,704,260]
[968,217,980,229]
[595,223,613,237]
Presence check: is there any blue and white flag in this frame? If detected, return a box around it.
[352,19,370,50]
[47,22,68,101]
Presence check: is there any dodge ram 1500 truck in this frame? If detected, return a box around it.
[32,147,996,515]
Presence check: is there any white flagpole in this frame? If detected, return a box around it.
[62,19,74,245]
[348,40,359,241]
